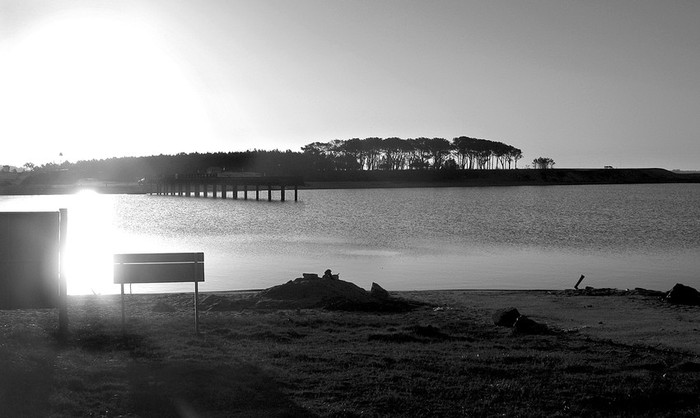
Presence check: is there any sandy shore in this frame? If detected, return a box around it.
[2,289,699,417]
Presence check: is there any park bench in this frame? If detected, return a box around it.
[114,252,204,333]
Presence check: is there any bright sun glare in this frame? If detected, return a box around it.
[65,189,115,295]
[0,11,212,165]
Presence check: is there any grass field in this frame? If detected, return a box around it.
[1,290,699,417]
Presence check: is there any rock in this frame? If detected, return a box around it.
[512,315,550,335]
[492,307,521,327]
[370,282,390,299]
[302,273,319,279]
[665,283,700,306]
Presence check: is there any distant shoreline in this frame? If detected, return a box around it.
[301,167,700,189]
[1,168,699,195]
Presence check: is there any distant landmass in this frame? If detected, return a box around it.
[302,167,700,189]
[1,167,699,195]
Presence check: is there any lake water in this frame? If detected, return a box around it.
[1,184,699,294]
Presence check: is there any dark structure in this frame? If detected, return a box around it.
[0,211,65,309]
[153,173,304,202]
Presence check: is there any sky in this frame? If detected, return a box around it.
[1,0,699,169]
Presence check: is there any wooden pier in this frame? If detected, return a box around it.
[153,174,304,201]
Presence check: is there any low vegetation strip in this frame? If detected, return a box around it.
[1,290,699,416]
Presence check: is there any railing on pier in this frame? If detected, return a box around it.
[152,173,304,201]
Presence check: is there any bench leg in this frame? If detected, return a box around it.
[194,282,200,334]
[121,284,125,332]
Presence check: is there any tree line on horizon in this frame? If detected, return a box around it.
[17,136,557,184]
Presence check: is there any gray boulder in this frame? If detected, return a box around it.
[665,283,700,306]
[512,315,550,335]
[492,307,521,327]
[370,282,390,299]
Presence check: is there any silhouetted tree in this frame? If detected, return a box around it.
[409,137,432,169]
[532,157,555,169]
[426,138,452,169]
[363,137,383,170]
[510,148,523,169]
[381,137,407,170]
[340,138,365,170]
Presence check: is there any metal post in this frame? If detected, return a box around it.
[281,185,285,201]
[294,185,298,201]
[194,281,199,334]
[255,185,260,201]
[58,208,68,335]
[121,283,125,332]
[221,183,227,199]
[268,185,272,201]
[243,185,248,200]
[194,254,202,334]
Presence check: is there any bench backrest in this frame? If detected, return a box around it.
[114,252,204,284]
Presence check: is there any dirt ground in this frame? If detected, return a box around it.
[2,289,700,417]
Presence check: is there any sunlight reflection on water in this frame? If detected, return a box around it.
[1,183,699,294]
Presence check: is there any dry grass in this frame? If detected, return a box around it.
[1,290,700,417]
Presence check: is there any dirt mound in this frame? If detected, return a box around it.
[202,276,424,312]
[259,276,371,305]
[255,276,422,311]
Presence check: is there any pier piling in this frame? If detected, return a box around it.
[156,174,302,202]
